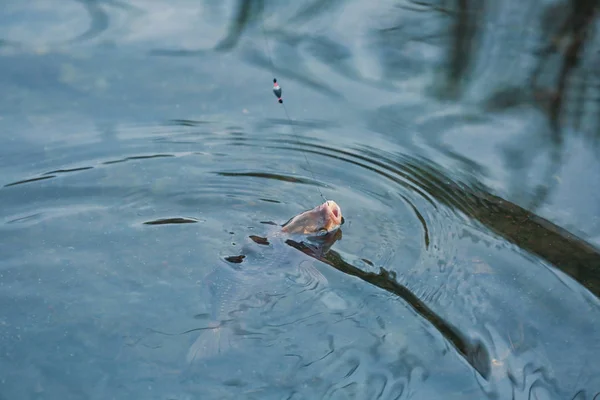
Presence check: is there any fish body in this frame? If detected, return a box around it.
[186,201,343,363]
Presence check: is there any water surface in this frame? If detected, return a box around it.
[1,1,599,399]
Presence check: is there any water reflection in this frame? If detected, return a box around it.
[1,116,598,398]
[285,234,492,380]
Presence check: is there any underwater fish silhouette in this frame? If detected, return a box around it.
[186,200,344,363]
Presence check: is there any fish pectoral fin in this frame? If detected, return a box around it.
[186,326,235,364]
[297,261,328,288]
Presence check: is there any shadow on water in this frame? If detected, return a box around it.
[285,233,493,380]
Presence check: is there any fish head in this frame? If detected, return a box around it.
[281,200,344,236]
[320,200,343,232]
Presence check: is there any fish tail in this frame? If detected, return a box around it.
[186,326,235,364]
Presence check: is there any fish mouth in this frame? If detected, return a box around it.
[323,200,343,231]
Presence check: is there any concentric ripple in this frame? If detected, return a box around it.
[1,119,442,269]
[2,118,599,399]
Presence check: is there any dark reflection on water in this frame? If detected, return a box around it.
[143,217,199,225]
[285,234,492,381]
[1,0,600,399]
[216,171,327,187]
[214,0,260,52]
[4,175,56,187]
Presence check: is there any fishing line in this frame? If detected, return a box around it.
[260,15,326,202]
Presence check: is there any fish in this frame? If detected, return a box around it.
[186,200,344,363]
[281,200,343,235]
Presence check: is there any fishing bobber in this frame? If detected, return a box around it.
[273,78,283,103]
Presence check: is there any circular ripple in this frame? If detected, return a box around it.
[1,117,483,388]
[1,119,461,273]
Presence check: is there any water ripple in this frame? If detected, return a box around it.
[2,121,599,398]
[4,175,56,187]
[215,171,328,188]
[142,217,200,225]
[2,1,600,398]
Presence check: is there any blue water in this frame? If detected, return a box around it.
[1,1,599,399]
